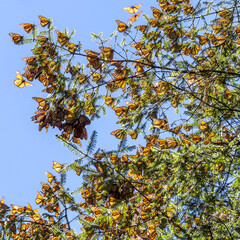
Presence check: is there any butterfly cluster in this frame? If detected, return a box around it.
[115,4,143,33]
[10,15,91,143]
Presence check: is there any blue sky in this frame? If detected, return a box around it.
[0,0,156,209]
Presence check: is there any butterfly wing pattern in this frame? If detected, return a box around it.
[38,15,49,27]
[9,33,23,44]
[123,4,142,14]
[14,71,33,88]
[116,20,128,32]
[9,16,92,143]
[20,23,34,34]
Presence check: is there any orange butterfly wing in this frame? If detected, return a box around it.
[116,20,128,32]
[123,4,143,13]
[68,43,78,53]
[52,161,65,173]
[37,36,48,45]
[14,71,33,88]
[55,30,69,46]
[151,7,163,20]
[9,33,23,44]
[20,23,34,34]
[46,171,55,183]
[22,56,37,65]
[111,129,127,139]
[135,25,147,33]
[35,192,43,205]
[32,97,46,107]
[129,12,142,22]
[38,15,49,27]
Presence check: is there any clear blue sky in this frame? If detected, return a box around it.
[0,0,155,209]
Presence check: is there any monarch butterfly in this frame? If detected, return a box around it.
[37,36,48,45]
[183,124,191,131]
[31,111,46,123]
[0,202,8,211]
[158,139,168,149]
[112,74,126,89]
[78,74,88,85]
[103,95,114,107]
[84,49,100,61]
[123,4,142,13]
[114,106,128,116]
[68,43,78,53]
[149,232,157,239]
[110,154,118,164]
[92,72,102,83]
[131,42,143,50]
[200,121,208,131]
[129,12,142,22]
[166,138,178,149]
[190,134,201,144]
[52,161,65,173]
[35,192,44,205]
[46,171,55,183]
[55,30,69,46]
[72,116,91,140]
[135,25,147,33]
[145,134,158,144]
[94,153,103,160]
[41,182,51,192]
[84,216,95,222]
[151,7,163,20]
[20,23,34,34]
[212,36,226,46]
[116,20,128,32]
[78,115,91,125]
[99,46,114,60]
[121,153,128,163]
[108,196,117,206]
[42,86,54,94]
[162,4,177,13]
[14,71,33,88]
[149,19,159,27]
[170,125,182,134]
[93,208,102,216]
[38,15,49,27]
[183,5,194,15]
[32,97,46,107]
[128,130,138,139]
[153,118,169,130]
[9,33,23,44]
[112,210,121,220]
[22,70,35,81]
[93,161,105,172]
[125,101,138,112]
[75,166,82,176]
[111,129,127,139]
[22,56,37,65]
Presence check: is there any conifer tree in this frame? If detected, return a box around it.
[2,0,240,239]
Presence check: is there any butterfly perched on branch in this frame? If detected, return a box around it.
[38,15,49,27]
[116,20,128,32]
[20,23,34,34]
[9,33,23,44]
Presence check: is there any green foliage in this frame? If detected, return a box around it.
[4,0,240,239]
